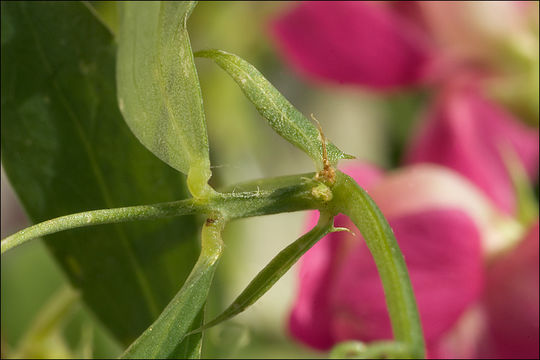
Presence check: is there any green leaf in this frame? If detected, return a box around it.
[1,1,199,346]
[190,212,333,334]
[195,49,354,171]
[121,218,224,359]
[117,1,212,197]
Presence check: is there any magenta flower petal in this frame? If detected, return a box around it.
[481,222,539,359]
[407,84,539,213]
[329,209,483,347]
[270,1,434,89]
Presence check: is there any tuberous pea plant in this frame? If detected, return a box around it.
[1,2,426,359]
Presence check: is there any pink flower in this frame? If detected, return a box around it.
[432,221,539,359]
[270,1,539,214]
[288,163,535,358]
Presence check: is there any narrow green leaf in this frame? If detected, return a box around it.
[117,1,213,197]
[190,212,334,334]
[121,218,225,359]
[1,1,199,345]
[195,49,354,171]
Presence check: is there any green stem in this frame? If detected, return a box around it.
[1,200,203,254]
[330,171,425,359]
[1,174,322,254]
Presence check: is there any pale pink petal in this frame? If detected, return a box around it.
[480,222,539,359]
[330,209,483,348]
[270,1,434,89]
[368,164,520,256]
[406,84,539,213]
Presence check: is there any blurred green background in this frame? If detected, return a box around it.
[1,2,422,358]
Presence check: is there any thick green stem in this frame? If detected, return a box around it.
[330,171,425,358]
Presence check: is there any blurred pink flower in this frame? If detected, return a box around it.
[432,221,539,359]
[288,163,537,358]
[271,2,434,89]
[406,79,539,213]
[270,1,539,214]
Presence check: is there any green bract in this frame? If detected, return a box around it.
[195,49,354,171]
[117,1,212,197]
